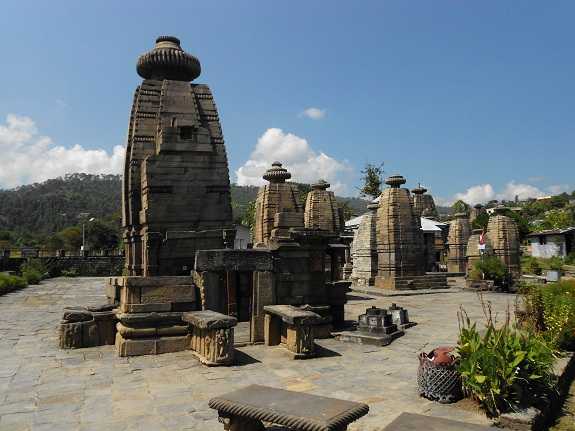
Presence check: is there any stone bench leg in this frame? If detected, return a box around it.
[264,314,281,346]
[285,323,315,359]
[221,415,265,431]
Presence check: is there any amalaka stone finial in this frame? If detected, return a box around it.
[311,179,330,190]
[137,36,201,82]
[367,203,379,212]
[453,212,468,219]
[492,205,507,215]
[411,183,427,195]
[385,175,406,188]
[262,162,291,183]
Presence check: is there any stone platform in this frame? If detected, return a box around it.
[0,277,518,430]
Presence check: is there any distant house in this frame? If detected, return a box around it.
[527,227,575,258]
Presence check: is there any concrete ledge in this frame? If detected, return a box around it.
[496,351,575,430]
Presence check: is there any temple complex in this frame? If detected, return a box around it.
[486,206,521,277]
[253,162,303,247]
[350,203,379,287]
[304,180,343,233]
[447,213,471,273]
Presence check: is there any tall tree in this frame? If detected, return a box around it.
[358,162,384,200]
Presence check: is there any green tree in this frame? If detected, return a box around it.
[358,162,384,200]
[471,212,489,231]
[57,226,82,251]
[86,219,120,250]
[240,200,257,231]
[452,200,470,215]
[536,209,574,231]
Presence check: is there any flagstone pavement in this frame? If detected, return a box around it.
[0,277,517,431]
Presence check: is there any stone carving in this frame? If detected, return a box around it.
[351,203,379,287]
[253,162,303,247]
[304,179,343,233]
[447,213,471,273]
[375,175,426,289]
[183,310,237,366]
[486,206,521,278]
[123,36,234,277]
[59,304,117,349]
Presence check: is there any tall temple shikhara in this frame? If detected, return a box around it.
[123,36,234,276]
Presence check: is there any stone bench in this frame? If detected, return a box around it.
[182,310,237,366]
[209,384,369,431]
[263,305,322,359]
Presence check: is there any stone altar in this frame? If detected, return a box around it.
[264,304,322,358]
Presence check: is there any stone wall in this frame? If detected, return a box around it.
[0,256,124,276]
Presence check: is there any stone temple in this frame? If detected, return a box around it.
[123,36,234,277]
[486,206,521,278]
[375,175,447,290]
[447,213,471,273]
[411,184,439,219]
[350,203,379,287]
[304,179,344,233]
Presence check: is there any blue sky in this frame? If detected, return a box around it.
[0,1,573,203]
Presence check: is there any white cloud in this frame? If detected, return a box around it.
[453,184,496,205]
[447,181,548,206]
[546,184,570,195]
[0,114,124,189]
[300,107,326,120]
[235,128,353,194]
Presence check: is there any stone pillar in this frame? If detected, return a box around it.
[447,213,471,273]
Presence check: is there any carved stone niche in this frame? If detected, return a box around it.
[183,310,237,366]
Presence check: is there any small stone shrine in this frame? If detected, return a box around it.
[412,184,439,219]
[375,175,447,289]
[304,179,344,233]
[253,162,303,247]
[388,303,415,330]
[337,306,404,346]
[350,203,379,287]
[447,213,471,273]
[486,206,521,278]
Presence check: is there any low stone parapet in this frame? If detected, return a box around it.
[182,310,237,366]
[263,305,322,359]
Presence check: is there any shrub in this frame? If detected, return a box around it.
[0,273,28,294]
[469,256,509,286]
[20,259,49,280]
[22,269,42,285]
[61,268,79,278]
[565,252,575,266]
[457,303,556,417]
[520,281,575,349]
[521,256,542,275]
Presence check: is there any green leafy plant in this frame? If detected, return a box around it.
[457,299,556,417]
[0,273,28,294]
[521,256,542,275]
[469,256,509,286]
[61,268,79,278]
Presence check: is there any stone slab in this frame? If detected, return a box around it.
[182,310,237,329]
[384,413,499,430]
[208,384,369,431]
[263,305,322,326]
[194,249,274,272]
[335,329,404,346]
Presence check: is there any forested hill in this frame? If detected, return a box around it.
[0,173,369,235]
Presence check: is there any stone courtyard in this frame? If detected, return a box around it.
[0,277,517,431]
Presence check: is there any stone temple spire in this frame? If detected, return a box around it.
[411,183,427,217]
[304,179,343,233]
[262,162,291,183]
[137,36,201,82]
